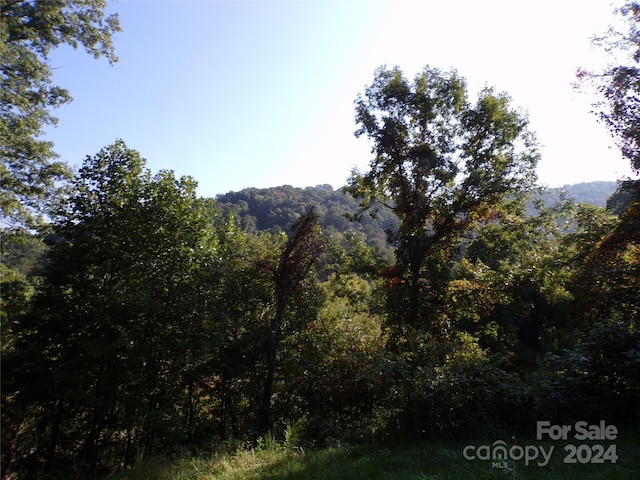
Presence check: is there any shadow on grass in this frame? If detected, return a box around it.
[106,430,640,480]
[257,438,640,480]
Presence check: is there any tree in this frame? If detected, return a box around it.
[1,0,120,230]
[204,215,281,440]
[1,141,215,476]
[573,186,639,326]
[460,193,618,357]
[534,191,640,424]
[576,1,640,173]
[347,65,539,330]
[535,1,640,427]
[258,209,324,431]
[286,270,387,443]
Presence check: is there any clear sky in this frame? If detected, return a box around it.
[45,0,636,198]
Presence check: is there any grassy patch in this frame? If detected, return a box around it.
[105,430,640,480]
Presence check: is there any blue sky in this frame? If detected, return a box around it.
[46,0,635,198]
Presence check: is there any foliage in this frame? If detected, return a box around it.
[215,184,397,257]
[2,141,274,477]
[2,139,637,477]
[1,10,122,452]
[0,262,34,353]
[259,209,325,431]
[608,179,638,214]
[571,180,639,328]
[216,183,616,234]
[531,183,639,426]
[462,193,619,354]
[2,141,216,476]
[280,271,387,444]
[1,0,121,231]
[366,331,532,442]
[535,315,640,424]
[3,3,640,473]
[346,65,539,330]
[201,215,279,442]
[578,1,640,173]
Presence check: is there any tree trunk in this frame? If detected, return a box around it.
[258,294,286,432]
[408,259,422,327]
[44,400,63,477]
[257,210,322,433]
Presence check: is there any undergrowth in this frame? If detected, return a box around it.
[105,427,640,480]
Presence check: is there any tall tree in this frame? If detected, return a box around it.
[577,1,640,173]
[582,1,640,323]
[1,0,120,230]
[347,65,539,330]
[536,1,640,427]
[258,209,324,431]
[205,214,281,440]
[571,0,640,330]
[1,141,214,476]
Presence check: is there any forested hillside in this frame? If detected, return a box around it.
[215,184,398,256]
[215,181,618,242]
[559,180,618,207]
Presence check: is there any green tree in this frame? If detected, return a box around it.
[535,1,640,427]
[576,1,639,174]
[1,4,121,417]
[591,1,640,172]
[1,141,215,477]
[572,187,639,326]
[205,215,281,440]
[258,210,325,431]
[534,191,640,422]
[459,194,618,358]
[579,1,640,329]
[1,0,120,230]
[347,65,539,331]
[284,270,387,443]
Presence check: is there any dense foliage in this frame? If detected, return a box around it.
[587,1,640,173]
[2,145,637,480]
[215,184,398,259]
[1,0,120,232]
[1,3,639,479]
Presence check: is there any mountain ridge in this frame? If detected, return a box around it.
[214,181,619,250]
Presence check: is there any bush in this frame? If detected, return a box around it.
[534,315,640,424]
[371,332,532,441]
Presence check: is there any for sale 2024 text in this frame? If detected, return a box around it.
[537,420,618,464]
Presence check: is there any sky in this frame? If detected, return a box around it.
[45,0,637,198]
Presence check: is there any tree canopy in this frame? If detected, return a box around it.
[1,0,120,231]
[347,65,539,329]
[581,1,640,173]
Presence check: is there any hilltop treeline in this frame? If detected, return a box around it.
[214,181,618,238]
[215,184,398,256]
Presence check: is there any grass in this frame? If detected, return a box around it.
[105,430,640,480]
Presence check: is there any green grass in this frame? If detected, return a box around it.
[105,431,640,480]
